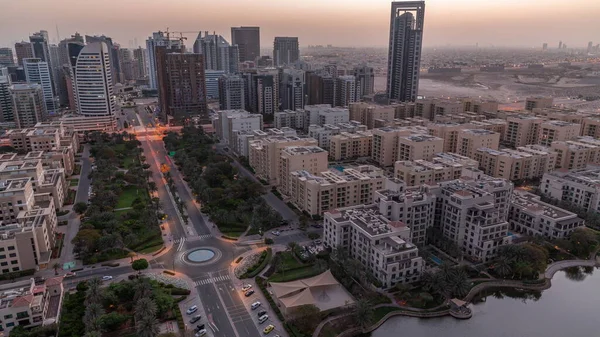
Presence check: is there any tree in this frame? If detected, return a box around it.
[132,258,149,271]
[52,262,61,276]
[128,252,137,263]
[123,121,129,129]
[83,303,105,332]
[494,256,512,277]
[74,202,89,215]
[136,315,160,337]
[85,278,103,306]
[100,311,129,331]
[134,279,154,303]
[287,241,298,252]
[353,299,374,329]
[290,304,321,332]
[135,298,158,323]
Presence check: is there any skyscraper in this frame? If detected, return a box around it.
[218,74,245,110]
[193,32,239,73]
[336,75,357,107]
[146,31,183,90]
[86,35,120,84]
[386,1,425,102]
[29,31,51,63]
[250,69,279,117]
[280,69,305,111]
[57,33,85,107]
[133,47,147,79]
[0,48,14,67]
[205,70,226,99]
[353,64,375,99]
[74,42,116,116]
[231,27,260,62]
[0,68,13,122]
[23,58,56,114]
[14,42,34,67]
[9,83,47,128]
[273,37,299,66]
[156,48,207,123]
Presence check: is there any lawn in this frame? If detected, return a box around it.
[280,251,304,270]
[123,156,136,169]
[69,179,79,187]
[372,306,402,323]
[268,264,322,282]
[116,186,143,209]
[138,243,164,254]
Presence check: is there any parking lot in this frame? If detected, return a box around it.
[235,280,288,337]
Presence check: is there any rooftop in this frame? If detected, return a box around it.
[512,190,575,220]
[282,146,326,155]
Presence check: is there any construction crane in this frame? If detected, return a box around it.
[164,28,201,50]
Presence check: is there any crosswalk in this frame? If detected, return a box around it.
[174,234,212,251]
[194,274,231,286]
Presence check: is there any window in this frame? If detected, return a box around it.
[4,314,12,319]
[7,246,14,251]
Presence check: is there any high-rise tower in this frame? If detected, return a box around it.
[386,1,425,102]
[273,37,299,66]
[23,58,56,114]
[193,32,239,73]
[74,42,116,116]
[231,27,260,62]
[146,31,183,90]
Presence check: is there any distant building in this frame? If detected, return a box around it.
[14,42,34,67]
[214,109,263,145]
[85,35,120,84]
[394,153,478,186]
[525,97,553,111]
[23,58,56,114]
[231,27,260,62]
[145,31,183,90]
[0,48,14,67]
[386,1,425,102]
[329,131,373,161]
[74,42,116,117]
[205,70,226,99]
[218,74,245,110]
[336,75,357,107]
[0,70,13,122]
[474,146,557,181]
[504,115,544,148]
[273,37,299,66]
[280,69,305,111]
[193,32,239,74]
[538,121,581,147]
[9,84,47,128]
[278,146,328,196]
[353,65,375,99]
[456,129,500,159]
[540,167,600,212]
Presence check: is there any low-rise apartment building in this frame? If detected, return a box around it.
[278,146,328,196]
[540,167,600,212]
[509,190,585,239]
[233,128,297,157]
[396,134,444,162]
[308,122,367,150]
[289,165,385,216]
[371,126,429,167]
[550,138,600,170]
[538,121,581,147]
[213,109,263,145]
[0,160,67,208]
[581,117,600,138]
[329,131,373,161]
[0,276,64,334]
[394,153,478,186]
[427,123,468,153]
[349,102,396,129]
[504,115,544,148]
[323,205,423,288]
[474,145,557,181]
[456,129,500,159]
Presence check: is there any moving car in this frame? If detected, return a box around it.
[251,301,261,310]
[101,276,113,281]
[65,272,76,278]
[271,231,280,236]
[190,315,201,324]
[186,305,198,315]
[263,324,275,334]
[242,284,252,291]
[244,289,255,297]
[258,314,269,324]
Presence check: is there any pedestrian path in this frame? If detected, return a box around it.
[174,234,213,252]
[194,274,231,286]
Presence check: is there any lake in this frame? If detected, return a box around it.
[372,266,599,337]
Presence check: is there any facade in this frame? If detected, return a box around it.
[329,131,373,161]
[540,168,600,213]
[246,69,279,116]
[427,122,470,153]
[456,129,500,159]
[323,205,423,288]
[278,146,328,196]
[415,98,463,121]
[504,115,544,148]
[74,42,116,117]
[509,190,584,239]
[29,31,53,91]
[353,65,375,99]
[474,146,557,181]
[205,70,226,99]
[145,31,183,90]
[193,33,239,74]
[394,153,478,186]
[525,96,553,111]
[308,122,367,150]
[218,74,245,110]
[57,34,85,107]
[274,110,305,130]
[386,1,425,102]
[462,98,499,114]
[248,135,318,185]
[156,50,207,123]
[0,70,12,122]
[232,128,297,157]
[0,48,14,67]
[231,27,260,62]
[538,121,581,147]
[23,59,56,115]
[14,42,34,67]
[550,138,600,170]
[349,103,397,129]
[371,126,430,167]
[397,134,444,161]
[581,117,600,139]
[133,47,147,79]
[273,37,299,66]
[289,165,385,216]
[303,105,349,131]
[0,160,67,209]
[58,113,116,133]
[84,35,120,84]
[214,110,263,145]
[281,69,305,111]
[336,75,357,107]
[10,84,47,128]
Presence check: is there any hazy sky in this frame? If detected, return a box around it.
[2,0,599,49]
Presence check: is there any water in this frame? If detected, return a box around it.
[187,249,215,262]
[373,267,599,337]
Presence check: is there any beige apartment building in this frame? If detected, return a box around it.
[248,135,318,185]
[550,137,600,170]
[525,96,553,111]
[504,115,544,148]
[538,121,581,147]
[427,123,469,153]
[329,131,373,161]
[394,153,478,186]
[456,129,500,159]
[433,112,486,124]
[289,165,385,216]
[233,128,297,157]
[415,98,463,121]
[397,134,444,162]
[349,102,396,129]
[474,146,557,181]
[581,117,600,138]
[461,98,499,114]
[278,146,328,196]
[0,160,67,209]
[470,119,508,139]
[540,167,600,213]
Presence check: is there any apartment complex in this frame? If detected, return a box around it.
[371,126,430,166]
[397,134,444,162]
[427,123,469,153]
[474,146,557,181]
[274,105,349,131]
[213,110,263,145]
[550,137,600,170]
[581,117,600,138]
[323,205,423,288]
[456,129,500,159]
[540,168,600,212]
[538,121,581,147]
[308,122,367,150]
[0,160,67,209]
[278,146,328,196]
[232,128,297,157]
[248,135,318,185]
[289,165,385,216]
[525,96,553,111]
[394,153,478,186]
[349,103,397,129]
[504,115,544,148]
[329,131,373,161]
[509,190,584,239]
[9,84,47,128]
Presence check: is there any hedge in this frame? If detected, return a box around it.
[0,269,35,281]
[174,305,185,331]
[163,270,175,276]
[101,262,120,267]
[170,288,191,296]
[242,248,272,279]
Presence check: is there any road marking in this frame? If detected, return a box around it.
[176,238,186,251]
[194,274,231,286]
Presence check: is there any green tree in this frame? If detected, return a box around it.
[135,315,160,337]
[74,202,89,215]
[52,262,61,276]
[132,258,149,271]
[85,278,103,305]
[494,256,512,277]
[290,304,321,332]
[134,279,154,303]
[83,303,105,332]
[353,299,374,328]
[99,312,129,331]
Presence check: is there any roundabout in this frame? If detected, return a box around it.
[178,246,223,266]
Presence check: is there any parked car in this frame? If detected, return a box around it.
[242,284,252,291]
[186,305,198,315]
[271,231,280,236]
[263,324,275,334]
[251,301,261,310]
[195,329,207,337]
[190,315,201,324]
[258,315,269,324]
[244,290,255,297]
[257,310,267,317]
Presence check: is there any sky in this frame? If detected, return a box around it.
[1,0,599,49]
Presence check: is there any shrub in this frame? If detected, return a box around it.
[308,232,320,240]
[174,305,185,331]
[265,238,274,244]
[163,270,176,276]
[101,262,120,267]
[132,258,149,271]
[170,288,191,296]
[242,248,272,278]
[0,269,35,281]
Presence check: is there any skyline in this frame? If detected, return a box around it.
[1,0,599,49]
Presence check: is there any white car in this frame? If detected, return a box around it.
[242,284,252,291]
[271,231,280,236]
[186,305,198,315]
[258,314,269,324]
[195,329,207,337]
[251,301,261,310]
[101,276,113,281]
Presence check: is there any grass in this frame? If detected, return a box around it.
[221,231,244,238]
[280,251,304,270]
[116,186,143,209]
[268,265,322,282]
[372,306,402,323]
[137,243,164,254]
[65,189,76,205]
[123,156,136,169]
[69,179,79,187]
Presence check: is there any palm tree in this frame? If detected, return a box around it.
[494,256,512,277]
[128,252,137,263]
[136,315,160,337]
[287,241,298,252]
[83,303,104,332]
[52,263,61,276]
[134,279,154,303]
[85,278,103,305]
[135,298,158,322]
[353,299,374,329]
